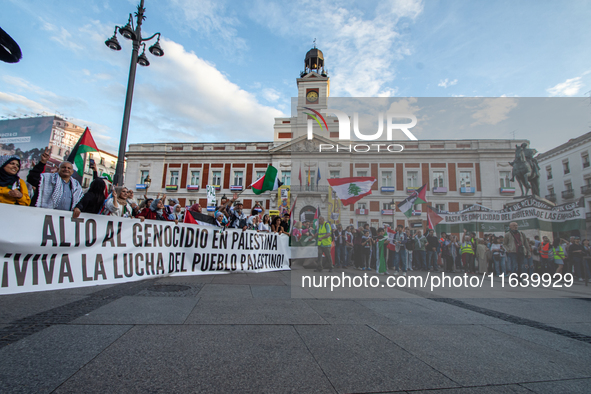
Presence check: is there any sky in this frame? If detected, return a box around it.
[1,0,591,154]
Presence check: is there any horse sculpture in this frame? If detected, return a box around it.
[510,143,540,197]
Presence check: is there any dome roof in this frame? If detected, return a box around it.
[305,48,324,61]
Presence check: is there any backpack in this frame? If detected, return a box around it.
[406,238,415,251]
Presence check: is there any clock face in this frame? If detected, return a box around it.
[306,90,319,103]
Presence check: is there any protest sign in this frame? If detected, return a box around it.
[0,204,290,295]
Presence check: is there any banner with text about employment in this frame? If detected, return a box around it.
[0,204,290,295]
[430,197,585,234]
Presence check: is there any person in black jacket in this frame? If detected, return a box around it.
[72,178,106,218]
[426,229,440,272]
[26,147,51,206]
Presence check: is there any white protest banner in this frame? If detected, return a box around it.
[0,204,290,295]
[429,197,585,233]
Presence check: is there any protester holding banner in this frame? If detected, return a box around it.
[258,214,271,232]
[0,155,31,206]
[35,161,83,211]
[168,204,184,222]
[138,198,176,223]
[103,186,133,218]
[73,178,106,218]
[271,216,284,234]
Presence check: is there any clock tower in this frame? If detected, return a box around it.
[273,45,331,143]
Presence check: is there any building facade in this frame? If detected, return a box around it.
[537,131,591,237]
[125,47,528,231]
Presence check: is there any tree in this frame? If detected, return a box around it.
[348,183,362,196]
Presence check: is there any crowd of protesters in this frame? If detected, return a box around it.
[0,153,292,234]
[307,217,590,284]
[2,152,590,284]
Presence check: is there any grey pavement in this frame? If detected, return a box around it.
[0,265,589,393]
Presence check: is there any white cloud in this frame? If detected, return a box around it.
[438,78,458,88]
[547,76,583,96]
[0,92,49,114]
[261,88,280,102]
[165,0,248,57]
[127,38,285,143]
[250,0,423,97]
[470,98,518,126]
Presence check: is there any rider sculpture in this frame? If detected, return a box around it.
[509,142,540,197]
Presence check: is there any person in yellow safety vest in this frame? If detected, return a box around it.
[461,235,476,273]
[315,216,334,272]
[553,238,565,275]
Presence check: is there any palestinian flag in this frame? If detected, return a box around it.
[66,127,98,182]
[376,235,389,274]
[313,205,320,229]
[427,205,444,230]
[326,177,376,206]
[398,184,427,218]
[184,210,218,227]
[251,165,283,195]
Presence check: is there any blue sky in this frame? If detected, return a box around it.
[1,0,590,154]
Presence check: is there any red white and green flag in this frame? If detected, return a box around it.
[66,127,99,183]
[251,165,283,195]
[326,177,376,206]
[398,184,427,218]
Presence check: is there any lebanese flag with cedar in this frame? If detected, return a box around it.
[326,177,376,206]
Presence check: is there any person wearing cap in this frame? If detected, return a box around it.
[164,197,179,217]
[280,212,290,233]
[0,155,31,206]
[228,200,248,230]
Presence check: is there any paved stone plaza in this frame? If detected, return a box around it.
[0,266,590,393]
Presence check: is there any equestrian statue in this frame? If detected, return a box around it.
[509,142,540,197]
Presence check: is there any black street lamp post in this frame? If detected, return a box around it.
[105,0,164,186]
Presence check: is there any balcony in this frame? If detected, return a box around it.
[381,186,396,193]
[406,186,420,193]
[460,187,476,194]
[545,193,557,202]
[230,185,243,192]
[187,185,200,191]
[165,185,178,191]
[355,208,369,215]
[561,189,575,200]
[289,185,329,193]
[587,212,591,221]
[581,185,591,195]
[500,187,516,194]
[433,187,447,194]
[136,184,148,191]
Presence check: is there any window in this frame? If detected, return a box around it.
[583,153,590,169]
[83,178,89,188]
[233,171,243,186]
[329,170,340,179]
[565,181,573,191]
[499,171,512,188]
[190,171,200,185]
[435,203,446,211]
[358,203,367,210]
[459,171,471,188]
[281,171,291,185]
[170,171,179,185]
[407,171,419,187]
[546,165,552,180]
[212,171,222,185]
[382,171,393,187]
[383,202,392,210]
[563,160,570,175]
[189,200,196,206]
[432,171,444,188]
[463,204,472,210]
[305,170,315,187]
[100,157,105,165]
[110,161,116,169]
[586,177,591,186]
[256,171,265,180]
[548,186,554,195]
[357,170,367,177]
[140,170,150,184]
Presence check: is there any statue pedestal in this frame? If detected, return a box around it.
[510,195,556,207]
